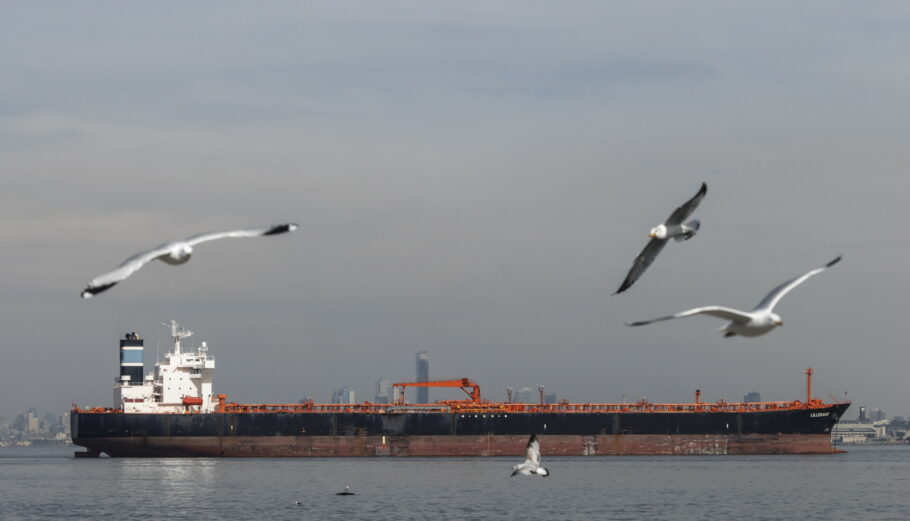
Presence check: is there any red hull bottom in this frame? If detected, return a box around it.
[75,434,838,457]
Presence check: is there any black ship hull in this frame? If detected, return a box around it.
[72,403,849,457]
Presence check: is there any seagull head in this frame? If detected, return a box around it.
[770,313,783,327]
[649,224,667,239]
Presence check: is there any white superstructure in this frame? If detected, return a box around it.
[113,320,216,413]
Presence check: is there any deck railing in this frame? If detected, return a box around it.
[73,397,847,415]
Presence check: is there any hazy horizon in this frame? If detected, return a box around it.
[3,2,910,420]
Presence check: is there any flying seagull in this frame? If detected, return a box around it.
[625,255,842,337]
[511,434,550,477]
[81,223,298,298]
[614,182,707,295]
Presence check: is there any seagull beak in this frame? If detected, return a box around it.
[648,232,656,238]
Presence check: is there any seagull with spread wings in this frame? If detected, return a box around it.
[511,434,550,477]
[81,223,298,298]
[625,255,842,337]
[613,183,707,295]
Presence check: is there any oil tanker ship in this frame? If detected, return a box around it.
[71,321,850,457]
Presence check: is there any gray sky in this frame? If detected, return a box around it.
[2,1,908,420]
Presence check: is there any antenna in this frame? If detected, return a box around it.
[161,320,193,355]
[805,367,813,403]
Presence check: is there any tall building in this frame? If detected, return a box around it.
[0,417,10,442]
[869,408,886,422]
[543,392,557,404]
[743,392,761,403]
[375,379,393,404]
[331,387,356,404]
[416,351,429,403]
[26,411,39,433]
[514,387,535,403]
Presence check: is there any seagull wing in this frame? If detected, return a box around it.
[81,243,175,298]
[753,255,842,312]
[526,434,541,466]
[665,182,707,226]
[613,238,668,295]
[626,306,753,326]
[185,223,298,247]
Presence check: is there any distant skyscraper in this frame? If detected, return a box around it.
[375,379,393,404]
[61,412,71,436]
[26,412,39,433]
[743,392,761,403]
[331,387,356,404]
[543,392,557,404]
[514,387,535,403]
[416,351,429,403]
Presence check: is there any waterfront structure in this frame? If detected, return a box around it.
[831,421,886,444]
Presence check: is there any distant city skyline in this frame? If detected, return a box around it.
[0,407,70,446]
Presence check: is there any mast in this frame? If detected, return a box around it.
[805,367,813,403]
[162,320,193,355]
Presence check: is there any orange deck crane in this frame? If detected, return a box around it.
[392,378,481,405]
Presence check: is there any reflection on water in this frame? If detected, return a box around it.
[2,445,909,521]
[112,459,218,506]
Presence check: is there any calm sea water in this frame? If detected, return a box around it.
[2,444,908,521]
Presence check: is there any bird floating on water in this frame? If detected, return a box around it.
[614,183,707,295]
[511,434,550,477]
[81,223,298,298]
[625,255,842,337]
[336,486,355,496]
